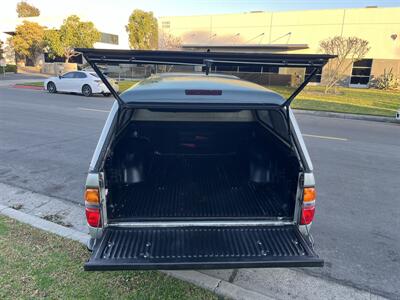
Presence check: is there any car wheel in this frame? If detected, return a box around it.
[47,82,57,93]
[82,84,92,97]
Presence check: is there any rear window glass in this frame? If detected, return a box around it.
[258,110,289,142]
[74,72,87,78]
[62,72,74,78]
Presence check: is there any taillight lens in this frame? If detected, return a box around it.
[300,188,316,225]
[85,188,99,204]
[85,207,101,227]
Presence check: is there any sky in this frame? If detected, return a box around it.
[1,0,399,48]
[1,0,399,19]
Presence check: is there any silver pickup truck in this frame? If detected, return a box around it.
[78,49,334,270]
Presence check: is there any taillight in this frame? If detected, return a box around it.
[85,207,101,227]
[85,188,99,204]
[300,187,316,225]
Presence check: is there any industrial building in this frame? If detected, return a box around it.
[159,6,400,87]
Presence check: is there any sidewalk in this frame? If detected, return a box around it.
[0,182,386,300]
[294,109,400,124]
[0,73,47,87]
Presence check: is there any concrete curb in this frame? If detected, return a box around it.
[0,204,273,300]
[0,204,89,245]
[164,270,274,300]
[294,109,400,124]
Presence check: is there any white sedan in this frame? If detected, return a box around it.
[44,71,118,97]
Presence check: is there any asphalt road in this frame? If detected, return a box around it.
[1,87,399,298]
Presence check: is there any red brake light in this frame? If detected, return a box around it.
[185,89,222,95]
[85,207,101,227]
[301,206,315,225]
[300,188,316,225]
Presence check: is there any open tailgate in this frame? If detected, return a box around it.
[85,225,323,270]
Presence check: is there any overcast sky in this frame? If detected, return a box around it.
[1,0,399,19]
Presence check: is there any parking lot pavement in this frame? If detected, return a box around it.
[0,87,399,299]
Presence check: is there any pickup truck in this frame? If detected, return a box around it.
[78,49,334,270]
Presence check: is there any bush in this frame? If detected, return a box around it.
[4,64,17,73]
[372,68,399,90]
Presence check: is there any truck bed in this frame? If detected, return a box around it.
[107,155,292,221]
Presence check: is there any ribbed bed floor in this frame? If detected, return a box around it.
[108,155,290,220]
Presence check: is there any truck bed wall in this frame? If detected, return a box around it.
[104,119,300,222]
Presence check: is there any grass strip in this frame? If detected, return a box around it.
[0,215,216,300]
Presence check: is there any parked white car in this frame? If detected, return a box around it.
[44,71,119,97]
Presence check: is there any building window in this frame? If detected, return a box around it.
[350,59,372,85]
[211,65,279,73]
[305,66,322,83]
[162,21,170,29]
[100,32,119,45]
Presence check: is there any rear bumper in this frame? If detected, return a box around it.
[92,83,119,94]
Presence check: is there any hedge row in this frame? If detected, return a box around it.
[2,64,17,73]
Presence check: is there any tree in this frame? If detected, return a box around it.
[45,15,100,63]
[16,1,40,17]
[159,30,182,50]
[10,21,45,65]
[319,36,370,93]
[5,37,16,63]
[0,40,4,60]
[126,10,158,49]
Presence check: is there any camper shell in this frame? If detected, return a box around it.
[79,48,334,271]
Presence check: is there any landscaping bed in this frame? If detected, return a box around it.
[15,81,44,87]
[0,215,216,299]
[268,85,400,117]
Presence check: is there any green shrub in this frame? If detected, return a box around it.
[372,68,399,90]
[4,64,17,73]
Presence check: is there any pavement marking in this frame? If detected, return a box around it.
[78,107,109,113]
[303,133,348,141]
